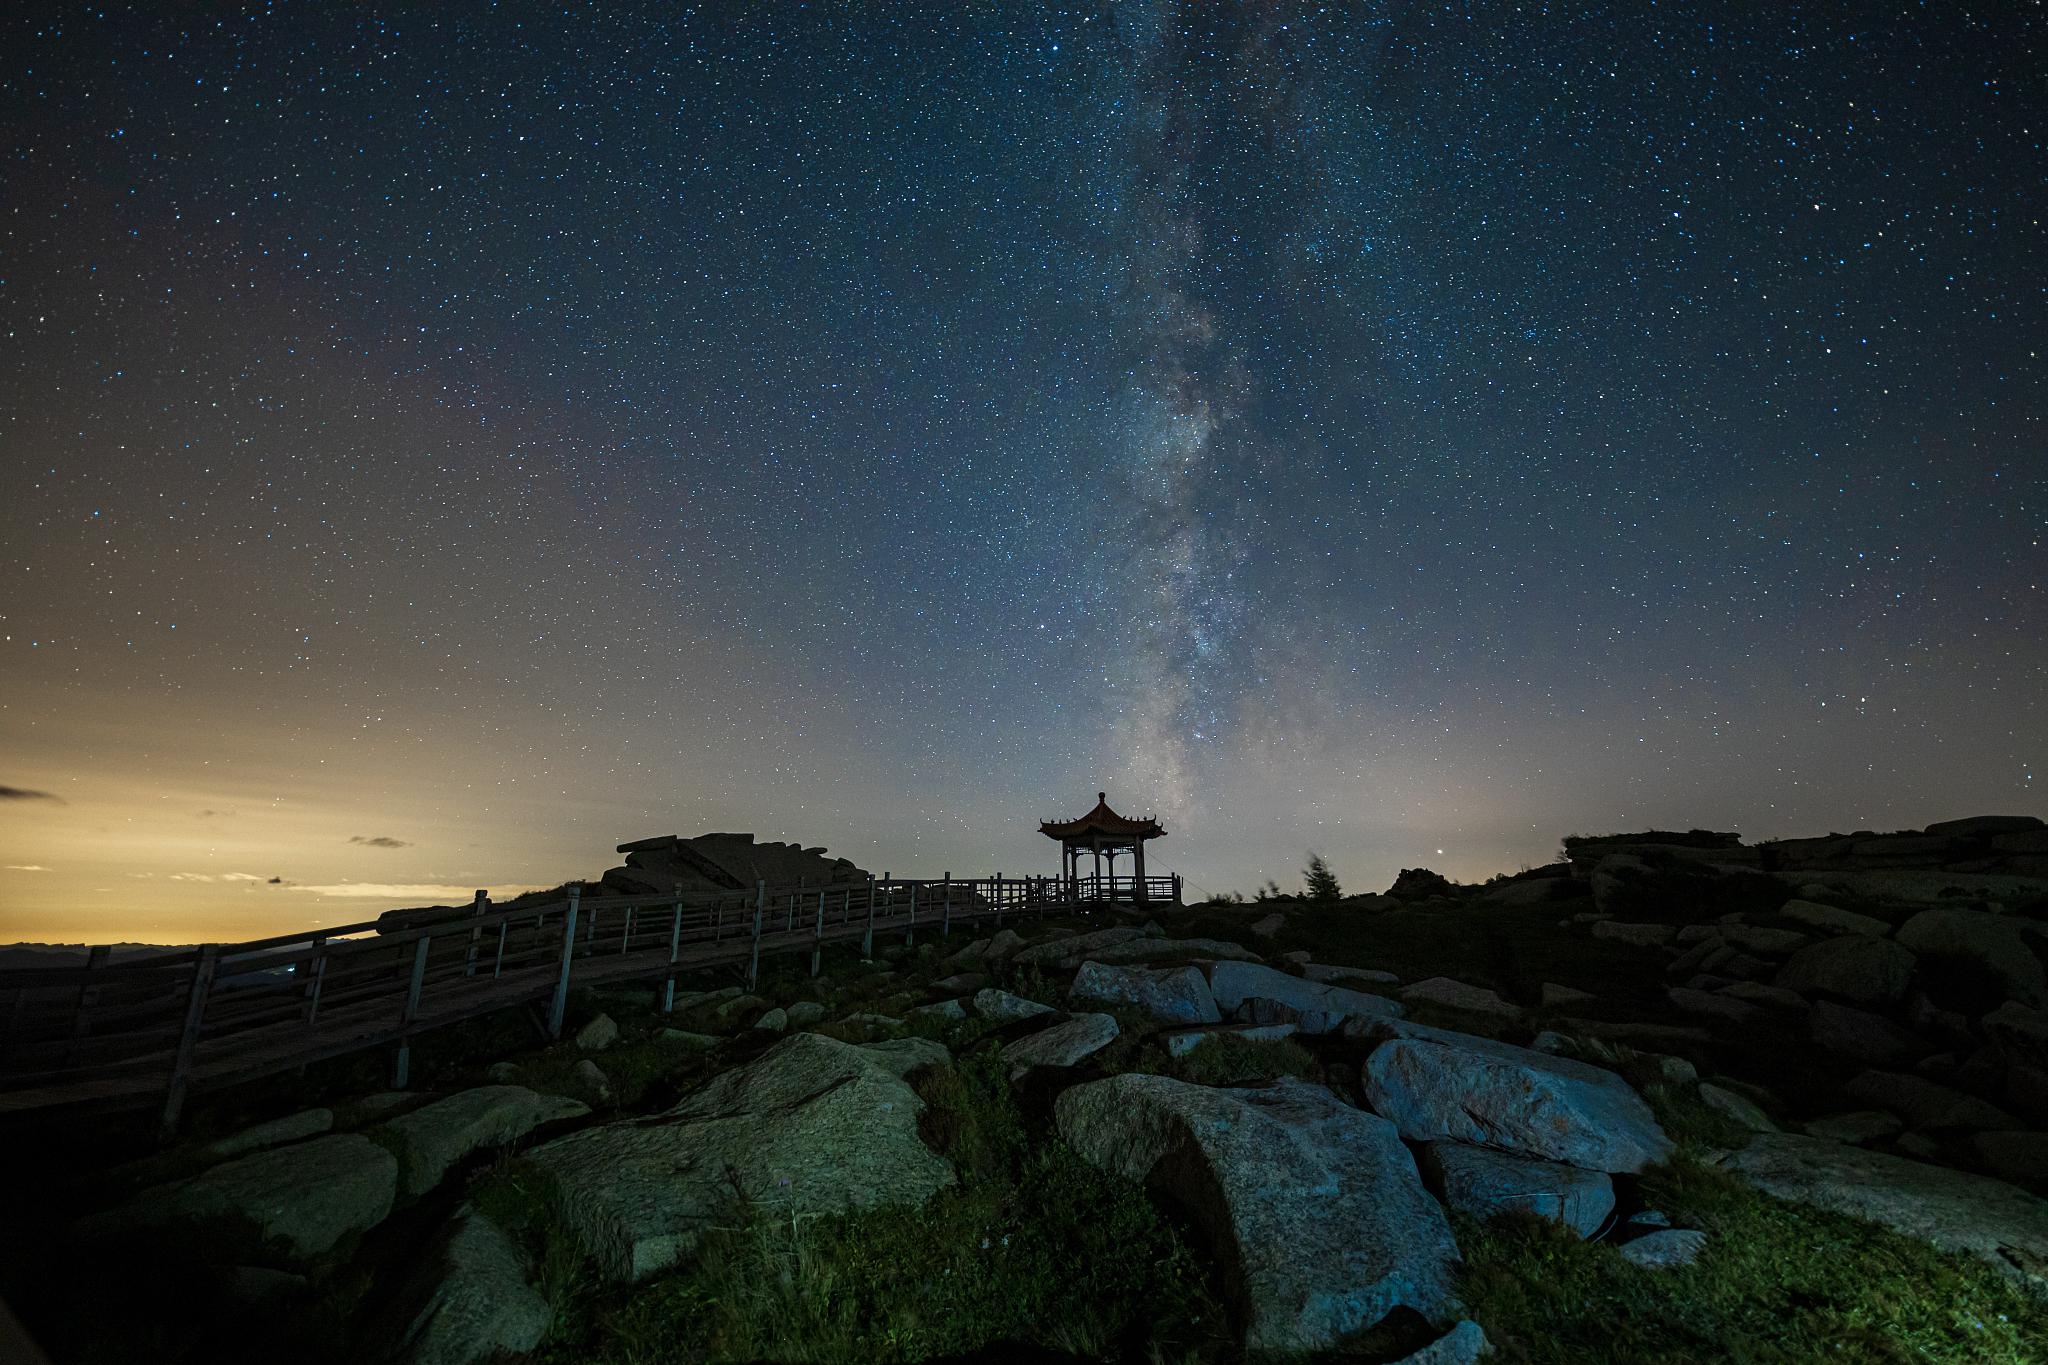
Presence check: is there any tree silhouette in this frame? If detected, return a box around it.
[1303,853,1341,903]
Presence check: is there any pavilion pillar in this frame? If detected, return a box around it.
[1134,838,1148,905]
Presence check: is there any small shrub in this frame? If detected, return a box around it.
[1168,1035,1317,1087]
[1303,853,1343,903]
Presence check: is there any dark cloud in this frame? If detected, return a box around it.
[0,785,63,804]
[348,835,410,849]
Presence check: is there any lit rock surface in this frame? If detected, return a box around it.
[971,986,1055,1022]
[1617,1227,1707,1270]
[1722,1132,2048,1295]
[1002,1012,1120,1076]
[1420,1142,1614,1237]
[1773,935,1916,1007]
[1056,1074,1460,1350]
[1356,1020,1672,1173]
[529,1034,953,1281]
[1208,960,1402,1033]
[1390,1320,1492,1364]
[1069,961,1221,1024]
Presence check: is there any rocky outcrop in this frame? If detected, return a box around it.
[381,1086,591,1198]
[1387,868,1458,901]
[601,831,867,898]
[1356,1020,1672,1173]
[1401,978,1521,1019]
[1419,1142,1614,1237]
[528,1034,953,1281]
[1068,961,1220,1024]
[1011,925,1152,967]
[1208,960,1402,1033]
[1722,1133,2048,1296]
[1056,1074,1460,1350]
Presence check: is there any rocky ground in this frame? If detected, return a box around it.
[7,814,2048,1364]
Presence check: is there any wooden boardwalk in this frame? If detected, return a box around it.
[0,872,1179,1133]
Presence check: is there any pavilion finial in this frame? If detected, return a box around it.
[1098,791,1106,803]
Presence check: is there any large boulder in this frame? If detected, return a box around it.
[1772,935,1916,1008]
[1002,1013,1120,1076]
[1082,936,1264,966]
[1722,1133,2048,1296]
[1068,961,1220,1024]
[1208,960,1402,1034]
[1401,978,1521,1019]
[1056,1074,1460,1350]
[528,1034,953,1281]
[1896,909,2048,1008]
[198,1108,335,1162]
[1844,1071,2017,1131]
[381,1086,591,1199]
[382,1209,551,1365]
[1419,1142,1614,1238]
[1355,1020,1672,1173]
[90,1134,397,1263]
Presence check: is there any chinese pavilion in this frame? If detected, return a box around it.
[1039,791,1171,905]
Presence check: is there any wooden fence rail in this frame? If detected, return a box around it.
[0,871,1180,1134]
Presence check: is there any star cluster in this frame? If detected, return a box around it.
[0,3,2040,941]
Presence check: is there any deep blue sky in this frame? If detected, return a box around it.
[1,2,2041,940]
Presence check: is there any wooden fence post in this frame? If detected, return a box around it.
[810,890,825,976]
[994,874,1004,928]
[662,900,684,1012]
[302,938,329,1022]
[941,872,952,938]
[160,944,220,1139]
[863,876,877,957]
[547,889,581,1040]
[393,933,431,1088]
[747,880,767,988]
[906,883,918,948]
[465,889,488,975]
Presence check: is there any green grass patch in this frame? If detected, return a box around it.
[1459,1155,2048,1364]
[536,1047,1223,1363]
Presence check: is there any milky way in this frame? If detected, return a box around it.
[0,3,2040,942]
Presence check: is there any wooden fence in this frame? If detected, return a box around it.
[0,871,1180,1134]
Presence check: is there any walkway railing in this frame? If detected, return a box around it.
[0,870,1179,1133]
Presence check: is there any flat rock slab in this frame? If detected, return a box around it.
[1803,1110,1905,1144]
[1402,977,1521,1019]
[1355,1019,1672,1173]
[1209,960,1402,1033]
[1722,1132,2048,1296]
[1698,1083,1777,1133]
[1591,921,1676,947]
[1420,1142,1614,1238]
[528,1034,954,1282]
[1779,899,1891,937]
[1303,962,1400,985]
[1003,1012,1120,1076]
[1069,961,1221,1024]
[384,1209,551,1365]
[1080,936,1263,966]
[1057,1074,1460,1351]
[382,1086,591,1199]
[1161,1021,1298,1059]
[1011,925,1151,967]
[971,986,1054,1022]
[98,1133,397,1264]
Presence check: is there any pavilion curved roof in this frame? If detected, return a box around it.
[1039,792,1166,841]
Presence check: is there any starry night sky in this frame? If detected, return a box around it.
[1,3,2041,943]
